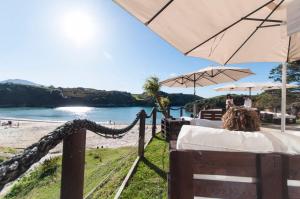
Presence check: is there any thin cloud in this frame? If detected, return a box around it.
[169,73,177,77]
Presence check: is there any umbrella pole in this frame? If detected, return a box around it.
[249,88,252,97]
[193,73,196,96]
[281,62,287,133]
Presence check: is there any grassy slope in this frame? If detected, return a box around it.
[121,134,169,199]
[0,147,17,163]
[2,147,137,199]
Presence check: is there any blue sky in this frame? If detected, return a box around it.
[0,0,280,98]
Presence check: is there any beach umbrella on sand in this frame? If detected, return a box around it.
[214,82,299,96]
[114,0,300,132]
[160,66,254,95]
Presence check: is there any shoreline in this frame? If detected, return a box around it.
[0,117,66,123]
[0,117,140,125]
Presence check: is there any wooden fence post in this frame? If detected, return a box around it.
[167,107,171,118]
[60,129,86,199]
[138,110,146,157]
[180,107,183,117]
[152,108,157,137]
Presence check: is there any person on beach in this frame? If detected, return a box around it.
[226,94,234,110]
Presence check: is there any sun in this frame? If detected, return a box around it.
[61,10,96,47]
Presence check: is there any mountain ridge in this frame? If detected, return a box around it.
[0,79,41,87]
[0,83,202,108]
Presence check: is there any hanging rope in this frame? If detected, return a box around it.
[145,107,157,119]
[0,110,144,190]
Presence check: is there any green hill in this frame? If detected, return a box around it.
[0,84,201,108]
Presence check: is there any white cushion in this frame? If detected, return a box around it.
[177,125,300,154]
[190,119,223,129]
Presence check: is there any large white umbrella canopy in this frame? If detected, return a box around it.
[115,0,300,132]
[160,66,254,94]
[114,0,300,63]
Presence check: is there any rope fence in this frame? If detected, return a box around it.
[0,108,158,199]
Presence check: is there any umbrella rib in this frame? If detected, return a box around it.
[224,0,285,65]
[222,71,238,81]
[170,79,180,87]
[226,69,255,75]
[287,36,291,62]
[244,17,283,23]
[184,0,275,55]
[259,24,281,28]
[145,0,174,25]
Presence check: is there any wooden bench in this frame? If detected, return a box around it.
[169,150,300,199]
[200,110,223,121]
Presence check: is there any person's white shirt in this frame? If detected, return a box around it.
[244,98,252,108]
[226,98,234,109]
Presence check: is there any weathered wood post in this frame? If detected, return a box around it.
[180,107,183,117]
[138,110,146,157]
[152,107,157,137]
[60,129,86,199]
[167,107,171,118]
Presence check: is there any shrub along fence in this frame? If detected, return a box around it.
[0,107,158,199]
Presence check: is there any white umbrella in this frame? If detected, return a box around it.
[262,82,299,90]
[214,82,298,95]
[114,0,300,132]
[160,66,254,95]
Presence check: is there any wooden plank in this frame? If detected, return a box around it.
[113,156,140,199]
[114,135,154,199]
[288,187,300,199]
[169,151,193,199]
[193,180,257,199]
[258,154,288,199]
[190,151,257,177]
[289,155,300,180]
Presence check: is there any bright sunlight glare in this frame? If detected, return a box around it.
[61,10,96,47]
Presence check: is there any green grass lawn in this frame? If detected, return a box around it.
[2,147,137,199]
[120,134,169,199]
[0,147,18,163]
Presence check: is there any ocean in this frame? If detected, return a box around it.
[0,106,190,124]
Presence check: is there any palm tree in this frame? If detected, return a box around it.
[143,76,170,118]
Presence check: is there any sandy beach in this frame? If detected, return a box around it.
[0,119,159,153]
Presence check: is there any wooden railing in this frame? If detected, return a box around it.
[169,149,300,199]
[60,108,158,199]
[0,108,158,199]
[168,107,185,118]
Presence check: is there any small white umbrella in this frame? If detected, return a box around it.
[262,82,299,90]
[160,66,254,95]
[214,82,298,95]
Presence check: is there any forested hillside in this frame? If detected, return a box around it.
[0,84,200,107]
